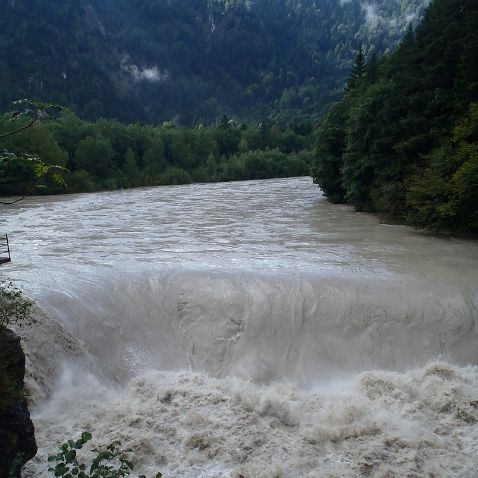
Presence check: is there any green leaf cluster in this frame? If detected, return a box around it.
[0,281,34,330]
[48,432,162,478]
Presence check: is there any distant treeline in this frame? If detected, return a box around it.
[0,112,313,195]
[312,0,478,234]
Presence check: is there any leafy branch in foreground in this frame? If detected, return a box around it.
[0,281,34,330]
[0,151,68,204]
[0,99,67,202]
[48,432,162,478]
[0,99,63,139]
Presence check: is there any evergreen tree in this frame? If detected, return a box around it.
[366,49,379,85]
[347,46,366,90]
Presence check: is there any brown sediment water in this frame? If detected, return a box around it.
[2,177,477,477]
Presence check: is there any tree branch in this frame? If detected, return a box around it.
[0,118,38,139]
[0,190,33,205]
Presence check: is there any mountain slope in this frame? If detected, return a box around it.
[0,0,428,124]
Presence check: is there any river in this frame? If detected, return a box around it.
[2,177,478,477]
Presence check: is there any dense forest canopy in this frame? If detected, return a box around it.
[0,111,313,195]
[0,0,428,125]
[312,0,478,234]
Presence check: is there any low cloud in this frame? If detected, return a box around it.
[362,3,380,27]
[121,61,168,82]
[360,2,428,31]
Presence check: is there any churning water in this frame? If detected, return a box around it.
[2,177,478,477]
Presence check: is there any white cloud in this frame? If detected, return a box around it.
[362,3,380,27]
[406,12,417,23]
[337,0,430,32]
[121,62,168,83]
[360,2,424,31]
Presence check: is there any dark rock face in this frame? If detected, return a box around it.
[0,327,37,478]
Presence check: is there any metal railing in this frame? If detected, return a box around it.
[0,234,11,265]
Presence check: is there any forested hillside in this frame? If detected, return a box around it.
[0,0,428,125]
[312,0,478,234]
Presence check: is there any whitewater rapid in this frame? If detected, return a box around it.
[1,177,477,477]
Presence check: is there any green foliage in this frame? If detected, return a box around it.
[75,135,115,180]
[48,432,162,478]
[311,103,347,203]
[159,167,193,186]
[0,281,34,330]
[8,453,27,478]
[406,103,478,233]
[312,0,478,234]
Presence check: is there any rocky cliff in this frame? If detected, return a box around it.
[0,327,37,478]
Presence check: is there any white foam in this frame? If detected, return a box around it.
[25,363,478,477]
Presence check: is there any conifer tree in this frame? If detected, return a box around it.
[347,46,366,90]
[401,23,415,49]
[456,0,478,103]
[366,49,378,85]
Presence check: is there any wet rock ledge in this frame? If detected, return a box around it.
[0,327,37,478]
